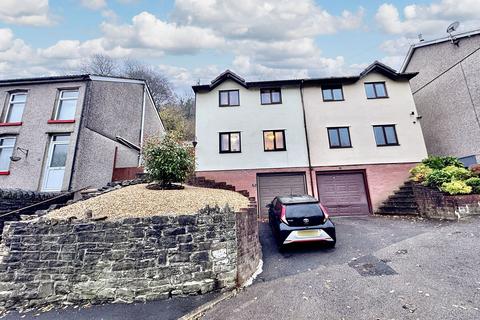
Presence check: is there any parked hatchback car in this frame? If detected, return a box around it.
[267,195,336,249]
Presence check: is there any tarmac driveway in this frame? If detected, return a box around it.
[203,215,480,320]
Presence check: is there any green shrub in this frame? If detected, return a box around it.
[142,132,195,188]
[442,165,472,180]
[409,164,433,182]
[440,181,472,195]
[466,177,480,193]
[425,169,453,187]
[421,156,464,170]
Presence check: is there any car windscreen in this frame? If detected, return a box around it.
[285,203,324,218]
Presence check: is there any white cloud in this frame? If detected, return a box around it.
[80,0,107,10]
[376,1,480,36]
[0,29,14,51]
[0,0,53,26]
[174,0,364,40]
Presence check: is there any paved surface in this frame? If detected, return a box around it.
[203,215,480,320]
[1,292,220,320]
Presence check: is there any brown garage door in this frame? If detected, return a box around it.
[317,172,370,216]
[257,173,307,218]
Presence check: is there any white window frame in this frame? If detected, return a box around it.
[53,90,79,121]
[0,136,16,172]
[4,92,27,123]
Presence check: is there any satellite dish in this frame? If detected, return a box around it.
[447,21,460,34]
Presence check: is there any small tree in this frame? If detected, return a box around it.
[142,133,195,189]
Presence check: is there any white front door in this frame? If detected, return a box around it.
[43,134,70,192]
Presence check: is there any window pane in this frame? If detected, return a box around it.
[0,146,13,171]
[374,127,386,145]
[220,134,229,151]
[12,93,26,102]
[328,129,340,147]
[0,137,15,147]
[6,103,25,122]
[229,91,239,105]
[53,135,70,142]
[261,91,271,104]
[61,91,79,99]
[57,99,77,120]
[323,89,333,101]
[275,131,284,149]
[271,90,281,103]
[264,131,275,150]
[50,144,68,167]
[365,84,376,99]
[220,91,229,105]
[230,133,240,151]
[384,126,397,144]
[339,128,351,147]
[332,88,343,100]
[374,83,387,97]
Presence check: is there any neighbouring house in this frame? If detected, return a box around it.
[193,62,428,217]
[401,29,480,166]
[0,75,164,193]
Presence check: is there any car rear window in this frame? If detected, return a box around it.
[285,203,324,218]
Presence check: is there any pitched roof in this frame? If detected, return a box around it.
[400,28,480,72]
[192,61,417,93]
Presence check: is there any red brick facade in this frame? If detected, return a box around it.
[196,162,418,212]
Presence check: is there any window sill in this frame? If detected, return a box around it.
[367,96,389,100]
[376,144,400,147]
[329,146,353,149]
[47,120,75,124]
[0,171,10,175]
[219,151,242,154]
[264,149,287,152]
[0,122,22,127]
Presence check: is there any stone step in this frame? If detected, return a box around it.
[378,205,418,213]
[376,210,419,216]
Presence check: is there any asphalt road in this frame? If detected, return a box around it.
[203,215,480,320]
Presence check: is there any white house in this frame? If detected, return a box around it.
[193,62,428,217]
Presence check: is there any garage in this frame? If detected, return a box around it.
[316,172,370,216]
[257,173,307,218]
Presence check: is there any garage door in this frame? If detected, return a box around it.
[257,173,307,218]
[317,172,370,216]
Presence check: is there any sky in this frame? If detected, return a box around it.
[0,0,480,93]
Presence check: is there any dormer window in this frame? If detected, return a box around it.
[219,90,240,107]
[365,82,388,99]
[260,89,282,105]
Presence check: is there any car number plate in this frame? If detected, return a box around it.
[296,230,320,237]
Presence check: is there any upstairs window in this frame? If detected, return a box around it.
[0,136,16,172]
[322,86,344,101]
[263,130,286,151]
[219,90,240,107]
[4,92,27,123]
[327,127,352,148]
[373,125,398,146]
[261,88,282,105]
[54,90,78,121]
[365,82,388,99]
[219,132,241,153]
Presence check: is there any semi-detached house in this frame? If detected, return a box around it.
[193,62,428,217]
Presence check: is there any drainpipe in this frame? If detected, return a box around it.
[299,80,315,197]
[138,83,147,166]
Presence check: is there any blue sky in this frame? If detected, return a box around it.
[0,0,479,92]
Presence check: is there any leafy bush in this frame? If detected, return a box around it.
[442,165,472,180]
[421,156,464,170]
[466,177,480,194]
[409,164,433,182]
[424,169,453,187]
[142,132,195,188]
[440,181,472,195]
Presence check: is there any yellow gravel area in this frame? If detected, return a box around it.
[48,184,250,221]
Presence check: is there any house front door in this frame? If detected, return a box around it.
[42,134,70,192]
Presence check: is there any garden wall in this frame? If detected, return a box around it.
[0,203,261,311]
[0,189,59,214]
[413,184,480,220]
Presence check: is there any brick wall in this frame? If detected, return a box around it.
[236,203,262,286]
[413,184,480,220]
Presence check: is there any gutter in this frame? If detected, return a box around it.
[299,80,315,196]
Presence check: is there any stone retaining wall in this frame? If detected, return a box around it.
[0,204,261,311]
[413,184,480,220]
[0,189,59,214]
